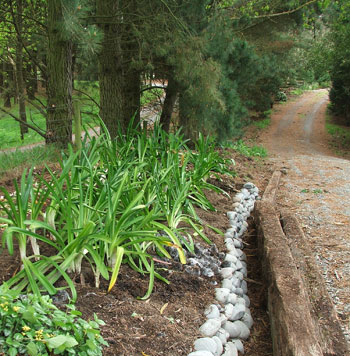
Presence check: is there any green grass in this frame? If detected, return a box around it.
[0,96,97,150]
[254,117,271,130]
[326,121,350,141]
[141,87,163,106]
[0,106,46,149]
[224,139,268,158]
[290,88,306,96]
[326,111,350,154]
[300,188,325,195]
[0,81,164,150]
[290,82,322,96]
[0,145,59,178]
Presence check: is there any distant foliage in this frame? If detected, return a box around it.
[196,17,283,142]
[329,21,350,123]
[276,91,287,102]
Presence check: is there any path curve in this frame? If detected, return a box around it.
[259,89,350,344]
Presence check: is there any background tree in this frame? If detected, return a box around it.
[10,0,29,138]
[0,0,48,140]
[45,0,74,145]
[0,0,332,147]
[328,1,350,123]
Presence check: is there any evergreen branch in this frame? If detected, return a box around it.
[226,0,318,19]
[0,106,47,139]
[19,13,46,29]
[31,95,47,110]
[0,11,46,29]
[5,0,46,75]
[255,0,318,19]
[27,107,45,133]
[140,85,166,94]
[14,34,46,74]
[25,98,47,118]
[0,28,46,37]
[73,88,101,109]
[158,0,192,36]
[81,111,98,117]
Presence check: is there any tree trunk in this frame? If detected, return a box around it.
[25,62,37,100]
[3,61,12,108]
[11,60,18,105]
[121,0,141,131]
[15,0,28,139]
[97,0,124,138]
[122,68,140,131]
[46,0,73,147]
[179,92,197,145]
[160,77,178,133]
[4,94,11,108]
[0,67,3,95]
[72,44,77,90]
[41,55,48,94]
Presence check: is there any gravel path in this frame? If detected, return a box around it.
[259,89,350,343]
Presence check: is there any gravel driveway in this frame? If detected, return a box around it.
[259,89,350,343]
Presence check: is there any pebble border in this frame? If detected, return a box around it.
[187,183,259,356]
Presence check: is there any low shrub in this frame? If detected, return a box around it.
[0,286,107,356]
[276,91,287,102]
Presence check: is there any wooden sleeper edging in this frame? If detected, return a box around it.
[255,170,349,356]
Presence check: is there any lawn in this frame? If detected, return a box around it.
[0,81,163,150]
[0,106,46,149]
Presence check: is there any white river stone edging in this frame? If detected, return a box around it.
[188,183,259,356]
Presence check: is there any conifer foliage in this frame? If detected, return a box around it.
[0,0,328,145]
[329,1,350,123]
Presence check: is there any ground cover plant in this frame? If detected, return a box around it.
[0,286,107,356]
[225,140,268,158]
[0,146,59,179]
[326,110,350,157]
[254,118,271,130]
[0,124,234,304]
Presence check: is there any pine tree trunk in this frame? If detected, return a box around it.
[179,93,197,146]
[4,93,11,108]
[3,61,12,108]
[33,61,38,93]
[41,55,48,94]
[97,0,124,138]
[16,0,28,138]
[121,0,141,131]
[72,44,77,90]
[46,0,73,147]
[25,62,37,100]
[11,62,18,105]
[122,68,140,131]
[160,78,178,133]
[0,68,3,95]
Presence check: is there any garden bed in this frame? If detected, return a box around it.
[0,145,274,356]
[0,188,273,356]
